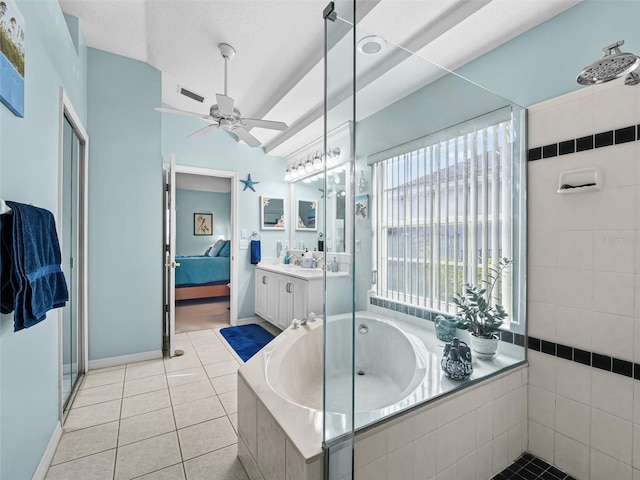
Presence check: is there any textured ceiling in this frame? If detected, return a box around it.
[59,0,582,158]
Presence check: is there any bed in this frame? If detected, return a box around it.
[174,255,230,301]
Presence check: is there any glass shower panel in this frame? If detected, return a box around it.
[323,6,527,478]
[323,3,356,479]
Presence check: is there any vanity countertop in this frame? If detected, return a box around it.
[255,262,349,280]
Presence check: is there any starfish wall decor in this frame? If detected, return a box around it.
[240,174,259,192]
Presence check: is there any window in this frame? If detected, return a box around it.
[373,115,516,323]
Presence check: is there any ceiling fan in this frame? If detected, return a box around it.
[155,43,288,148]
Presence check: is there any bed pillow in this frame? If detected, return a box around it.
[204,246,212,256]
[218,240,231,257]
[209,239,226,257]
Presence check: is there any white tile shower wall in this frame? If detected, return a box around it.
[527,80,640,480]
[354,367,528,480]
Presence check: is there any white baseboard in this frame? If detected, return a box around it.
[235,316,264,326]
[88,350,162,370]
[32,421,62,480]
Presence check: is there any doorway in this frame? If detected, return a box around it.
[58,89,88,416]
[163,162,238,356]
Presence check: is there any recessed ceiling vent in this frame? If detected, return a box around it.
[178,85,205,103]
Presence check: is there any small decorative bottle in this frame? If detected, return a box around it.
[330,257,339,273]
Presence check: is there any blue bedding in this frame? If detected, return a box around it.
[175,255,230,286]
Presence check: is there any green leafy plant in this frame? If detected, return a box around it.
[451,258,512,338]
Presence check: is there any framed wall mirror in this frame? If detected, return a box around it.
[260,196,285,230]
[296,200,317,230]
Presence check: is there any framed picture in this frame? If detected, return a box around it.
[194,213,212,236]
[0,0,25,117]
[355,194,369,220]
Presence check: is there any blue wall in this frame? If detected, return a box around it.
[87,48,162,360]
[456,0,640,107]
[0,1,87,478]
[176,189,230,256]
[161,114,288,320]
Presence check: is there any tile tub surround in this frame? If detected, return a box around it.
[237,310,526,479]
[353,367,528,480]
[526,80,640,480]
[45,329,248,480]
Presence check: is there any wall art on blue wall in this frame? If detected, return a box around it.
[0,0,25,117]
[194,213,213,235]
[355,194,368,220]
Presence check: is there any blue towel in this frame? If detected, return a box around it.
[2,202,68,331]
[250,239,261,265]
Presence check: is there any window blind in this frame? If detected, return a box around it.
[374,116,514,319]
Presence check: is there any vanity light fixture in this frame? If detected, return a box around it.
[297,162,306,176]
[313,151,323,171]
[305,156,314,173]
[284,167,292,181]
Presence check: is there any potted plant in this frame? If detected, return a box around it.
[451,258,512,359]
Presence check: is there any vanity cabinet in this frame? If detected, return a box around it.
[255,268,323,330]
[254,270,277,324]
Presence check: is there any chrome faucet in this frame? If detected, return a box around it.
[289,254,299,266]
[315,257,326,270]
[300,312,319,325]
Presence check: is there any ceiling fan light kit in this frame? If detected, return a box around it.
[154,43,288,148]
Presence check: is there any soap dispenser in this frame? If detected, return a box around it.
[330,257,339,273]
[284,251,290,265]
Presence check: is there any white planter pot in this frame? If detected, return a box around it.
[469,334,499,359]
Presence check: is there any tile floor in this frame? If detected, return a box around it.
[46,327,253,480]
[493,453,576,480]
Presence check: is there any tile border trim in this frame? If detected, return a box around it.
[528,334,637,380]
[370,297,639,380]
[528,124,639,162]
[369,296,526,346]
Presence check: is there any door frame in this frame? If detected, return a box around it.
[57,88,89,420]
[165,162,239,330]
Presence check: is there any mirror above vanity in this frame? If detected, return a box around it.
[296,200,317,230]
[285,122,352,254]
[260,196,285,230]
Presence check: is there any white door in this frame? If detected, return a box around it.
[163,154,177,357]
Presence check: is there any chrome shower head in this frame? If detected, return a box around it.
[577,40,640,86]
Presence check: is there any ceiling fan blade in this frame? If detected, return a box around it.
[154,107,211,121]
[232,126,261,148]
[188,123,219,140]
[240,118,288,131]
[216,94,235,116]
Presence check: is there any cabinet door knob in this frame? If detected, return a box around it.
[262,276,267,284]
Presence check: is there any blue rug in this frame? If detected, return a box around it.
[220,324,275,362]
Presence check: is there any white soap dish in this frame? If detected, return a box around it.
[557,167,601,194]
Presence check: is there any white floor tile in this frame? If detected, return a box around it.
[125,359,166,380]
[204,360,239,379]
[73,382,123,408]
[173,396,227,430]
[211,373,237,395]
[135,464,186,479]
[81,369,125,389]
[178,417,237,460]
[121,389,171,418]
[228,413,238,433]
[45,449,115,480]
[123,373,167,398]
[219,390,238,415]
[183,444,248,480]
[118,407,176,446]
[114,432,182,480]
[52,422,119,465]
[170,379,216,406]
[65,399,121,432]
[166,366,209,388]
[86,365,125,376]
[164,352,202,373]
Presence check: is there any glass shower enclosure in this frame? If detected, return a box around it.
[322,1,527,477]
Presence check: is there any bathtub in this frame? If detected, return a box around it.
[264,313,429,430]
[238,310,524,471]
